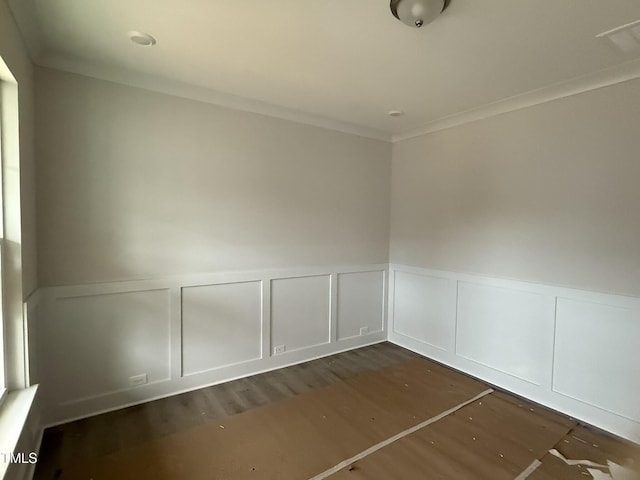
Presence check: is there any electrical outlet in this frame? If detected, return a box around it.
[360,326,370,336]
[274,345,286,355]
[129,373,148,387]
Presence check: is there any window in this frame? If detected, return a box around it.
[0,55,28,397]
[0,62,8,401]
[0,54,36,480]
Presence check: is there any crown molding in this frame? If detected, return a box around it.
[34,50,640,146]
[37,54,392,143]
[392,57,640,143]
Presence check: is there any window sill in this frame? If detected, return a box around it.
[0,385,38,479]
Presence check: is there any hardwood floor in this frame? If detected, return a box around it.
[34,342,418,479]
[33,342,639,480]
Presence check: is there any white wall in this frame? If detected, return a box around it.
[0,0,37,297]
[388,79,640,443]
[35,67,391,287]
[36,265,388,424]
[391,78,640,298]
[33,68,392,423]
[388,265,640,443]
[31,44,640,444]
[1,2,40,478]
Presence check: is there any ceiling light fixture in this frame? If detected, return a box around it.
[128,31,157,46]
[390,0,449,28]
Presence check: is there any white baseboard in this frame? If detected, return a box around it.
[388,264,640,444]
[31,264,389,425]
[28,262,640,445]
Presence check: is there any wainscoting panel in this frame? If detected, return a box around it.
[336,270,385,340]
[388,264,640,443]
[270,275,331,355]
[45,289,172,404]
[392,271,455,352]
[25,295,40,387]
[37,262,639,442]
[554,298,640,422]
[36,265,387,425]
[456,281,555,386]
[182,281,262,376]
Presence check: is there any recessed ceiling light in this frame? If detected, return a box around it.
[388,110,405,117]
[128,31,156,47]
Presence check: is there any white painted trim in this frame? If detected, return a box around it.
[261,278,271,360]
[41,264,389,297]
[37,264,389,425]
[31,50,640,146]
[388,264,640,444]
[389,264,640,309]
[34,262,640,444]
[42,336,387,429]
[170,287,182,380]
[35,59,391,143]
[0,386,37,480]
[330,273,339,344]
[392,57,640,142]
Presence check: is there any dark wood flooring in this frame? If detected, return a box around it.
[34,342,639,480]
[34,342,418,480]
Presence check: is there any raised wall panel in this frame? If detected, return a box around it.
[182,281,262,376]
[48,289,171,403]
[26,299,40,386]
[392,271,454,351]
[456,282,555,385]
[271,275,331,354]
[554,298,640,421]
[337,271,384,340]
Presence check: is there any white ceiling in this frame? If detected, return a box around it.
[7,0,640,140]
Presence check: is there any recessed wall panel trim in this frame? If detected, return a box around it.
[455,281,555,386]
[270,275,332,355]
[388,263,640,443]
[392,271,455,352]
[553,297,640,422]
[44,289,172,405]
[36,264,388,425]
[181,281,263,377]
[336,270,385,341]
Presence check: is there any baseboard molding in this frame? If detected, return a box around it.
[31,264,389,425]
[29,262,640,445]
[388,264,640,444]
[43,336,387,429]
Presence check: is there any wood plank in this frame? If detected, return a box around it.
[327,392,576,480]
[59,358,489,479]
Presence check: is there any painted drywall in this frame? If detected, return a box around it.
[35,67,391,286]
[36,265,388,424]
[0,1,37,297]
[388,265,640,443]
[0,3,40,476]
[390,78,640,297]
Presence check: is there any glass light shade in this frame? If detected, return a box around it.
[390,0,446,28]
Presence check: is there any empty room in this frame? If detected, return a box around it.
[0,0,639,478]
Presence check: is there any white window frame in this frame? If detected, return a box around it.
[0,57,27,395]
[0,55,36,480]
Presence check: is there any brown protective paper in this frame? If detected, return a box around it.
[60,358,595,479]
[327,392,576,479]
[61,357,487,479]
